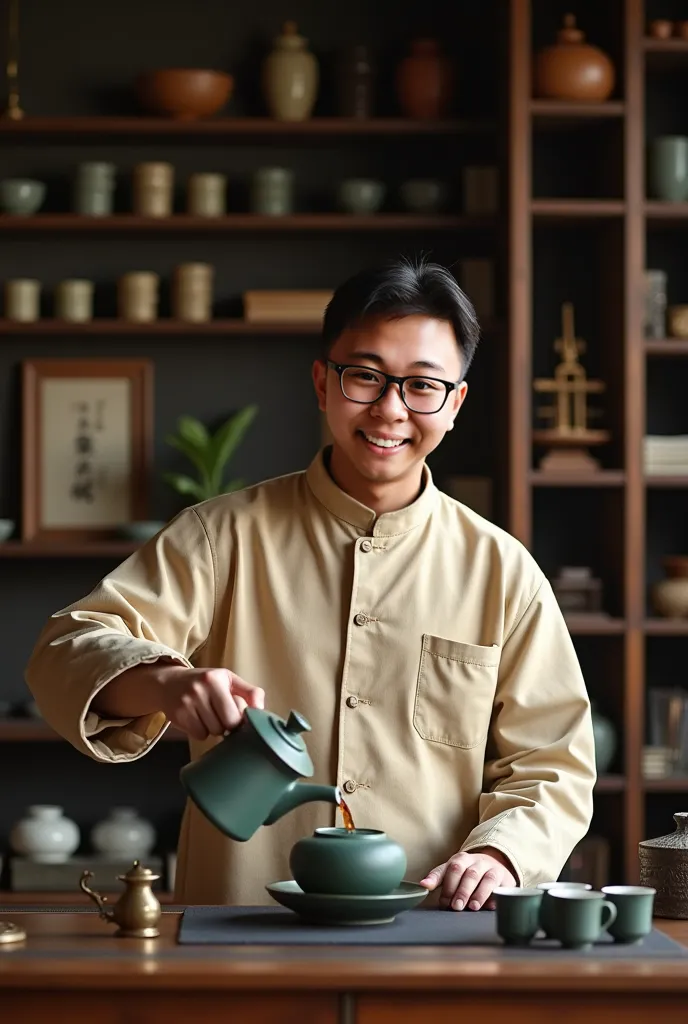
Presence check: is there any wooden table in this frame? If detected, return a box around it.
[0,911,687,1023]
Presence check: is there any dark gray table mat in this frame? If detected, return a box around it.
[178,906,688,957]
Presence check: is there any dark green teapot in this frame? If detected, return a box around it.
[179,708,341,841]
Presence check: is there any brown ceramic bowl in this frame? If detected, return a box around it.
[137,69,233,120]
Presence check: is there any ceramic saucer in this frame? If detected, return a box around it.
[265,880,428,925]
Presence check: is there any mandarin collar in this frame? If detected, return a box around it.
[305,447,437,537]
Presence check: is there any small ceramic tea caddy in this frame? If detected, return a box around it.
[79,860,162,937]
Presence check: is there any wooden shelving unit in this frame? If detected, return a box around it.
[508,0,680,884]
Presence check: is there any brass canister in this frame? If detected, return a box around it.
[639,811,688,918]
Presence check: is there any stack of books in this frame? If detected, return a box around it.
[243,290,333,324]
[643,435,688,476]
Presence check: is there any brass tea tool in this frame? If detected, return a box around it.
[79,860,161,937]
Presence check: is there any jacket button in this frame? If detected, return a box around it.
[346,695,359,708]
[353,612,367,626]
[360,540,373,553]
[343,780,357,794]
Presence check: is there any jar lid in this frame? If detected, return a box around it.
[640,812,688,849]
[245,708,314,777]
[118,860,160,883]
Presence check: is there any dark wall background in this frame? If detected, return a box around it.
[0,0,503,870]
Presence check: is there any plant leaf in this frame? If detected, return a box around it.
[162,472,208,501]
[165,435,212,488]
[176,415,210,451]
[209,405,258,495]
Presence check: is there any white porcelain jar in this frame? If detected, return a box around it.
[4,278,41,322]
[55,279,94,322]
[118,271,159,322]
[10,805,80,863]
[91,807,156,859]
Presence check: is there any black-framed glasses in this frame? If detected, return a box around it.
[326,360,459,414]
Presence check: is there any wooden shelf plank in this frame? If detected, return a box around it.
[643,38,688,53]
[530,199,625,219]
[0,318,322,336]
[645,201,688,223]
[530,100,626,123]
[643,776,688,792]
[645,475,688,487]
[529,470,626,487]
[0,541,137,557]
[645,339,688,355]
[595,774,626,792]
[0,213,490,233]
[0,116,495,137]
[0,719,185,741]
[565,615,626,635]
[644,619,688,635]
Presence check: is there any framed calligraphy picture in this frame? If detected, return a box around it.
[22,358,154,542]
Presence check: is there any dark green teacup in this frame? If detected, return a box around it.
[601,885,656,944]
[493,887,544,946]
[537,881,592,938]
[547,890,617,950]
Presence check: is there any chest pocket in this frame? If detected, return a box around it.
[413,634,500,749]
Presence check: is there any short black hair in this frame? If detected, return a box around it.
[322,256,480,379]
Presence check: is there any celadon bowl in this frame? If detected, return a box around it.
[289,827,407,896]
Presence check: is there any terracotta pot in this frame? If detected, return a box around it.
[396,39,453,120]
[639,813,688,918]
[533,14,615,102]
[137,69,233,120]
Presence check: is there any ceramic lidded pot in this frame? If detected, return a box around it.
[290,827,407,895]
[533,14,615,102]
[652,556,688,618]
[262,21,319,122]
[0,178,46,215]
[396,38,453,119]
[91,807,156,859]
[10,805,80,863]
[639,812,688,918]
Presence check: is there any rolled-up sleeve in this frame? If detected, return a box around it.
[24,507,216,762]
[460,578,596,887]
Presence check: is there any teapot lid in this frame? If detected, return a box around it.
[245,708,315,777]
[117,860,161,884]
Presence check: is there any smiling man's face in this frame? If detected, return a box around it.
[312,314,468,511]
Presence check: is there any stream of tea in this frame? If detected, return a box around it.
[338,794,356,831]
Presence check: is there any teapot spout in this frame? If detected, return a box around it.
[265,782,342,826]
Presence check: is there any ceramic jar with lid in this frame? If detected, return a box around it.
[55,279,94,322]
[10,805,80,863]
[262,21,319,121]
[118,272,159,322]
[171,262,214,322]
[396,38,453,120]
[533,14,615,102]
[74,162,116,216]
[91,807,156,859]
[4,278,40,321]
[187,173,227,217]
[639,812,688,917]
[133,162,174,217]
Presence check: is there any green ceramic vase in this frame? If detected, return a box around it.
[289,827,407,896]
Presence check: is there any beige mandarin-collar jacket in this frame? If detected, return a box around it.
[25,450,595,905]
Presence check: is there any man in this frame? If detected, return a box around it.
[25,257,595,909]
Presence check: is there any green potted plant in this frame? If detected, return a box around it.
[163,404,258,503]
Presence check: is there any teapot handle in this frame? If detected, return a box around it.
[79,870,114,923]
